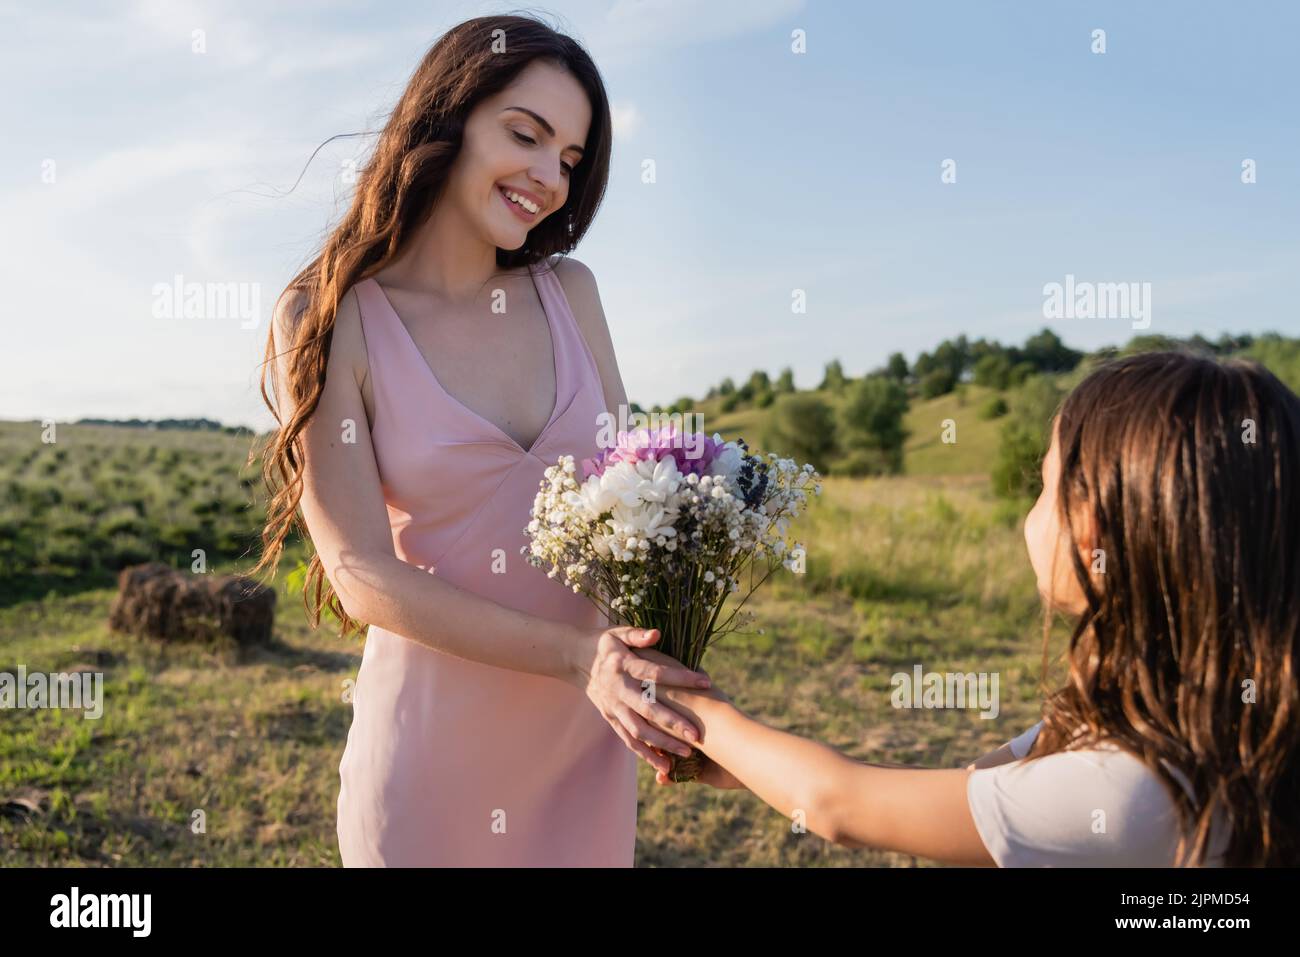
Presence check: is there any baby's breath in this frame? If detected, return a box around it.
[522,442,822,670]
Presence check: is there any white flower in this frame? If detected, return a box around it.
[523,449,823,651]
[592,532,615,558]
[708,440,743,479]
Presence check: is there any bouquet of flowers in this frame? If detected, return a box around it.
[521,424,822,781]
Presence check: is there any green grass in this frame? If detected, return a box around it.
[1,467,1062,867]
[0,421,267,605]
[5,335,1297,865]
[899,384,1006,476]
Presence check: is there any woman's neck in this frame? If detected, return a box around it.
[382,203,503,303]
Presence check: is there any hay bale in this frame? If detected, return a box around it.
[108,562,275,646]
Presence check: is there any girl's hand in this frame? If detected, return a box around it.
[655,752,747,790]
[567,626,712,777]
[634,648,732,706]
[630,649,744,789]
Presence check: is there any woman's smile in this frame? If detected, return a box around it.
[497,183,543,220]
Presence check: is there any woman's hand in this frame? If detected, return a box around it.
[566,626,714,776]
[630,648,745,790]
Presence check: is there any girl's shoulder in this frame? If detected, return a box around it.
[967,741,1228,866]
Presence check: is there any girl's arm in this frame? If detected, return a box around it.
[658,686,996,865]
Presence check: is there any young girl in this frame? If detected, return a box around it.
[648,351,1300,866]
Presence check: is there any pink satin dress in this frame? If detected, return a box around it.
[336,259,636,866]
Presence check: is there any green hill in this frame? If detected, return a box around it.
[656,332,1300,481]
[674,383,1022,478]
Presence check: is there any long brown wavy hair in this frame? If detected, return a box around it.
[1029,350,1300,865]
[249,14,612,638]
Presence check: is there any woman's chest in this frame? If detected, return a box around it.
[362,296,558,448]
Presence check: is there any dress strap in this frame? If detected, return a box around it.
[528,258,603,391]
[352,277,398,349]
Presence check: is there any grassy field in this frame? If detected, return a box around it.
[6,336,1295,866]
[0,416,1061,865]
[0,421,265,606]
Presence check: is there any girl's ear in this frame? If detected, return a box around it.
[1073,504,1100,572]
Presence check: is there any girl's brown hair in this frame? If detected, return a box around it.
[1033,350,1300,865]
[249,14,612,638]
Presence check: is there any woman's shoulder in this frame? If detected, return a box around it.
[550,254,595,284]
[549,255,599,312]
[546,255,625,411]
[549,256,605,337]
[272,282,363,337]
[272,282,370,392]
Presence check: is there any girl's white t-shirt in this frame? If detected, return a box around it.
[966,722,1229,867]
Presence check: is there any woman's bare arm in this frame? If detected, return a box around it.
[268,286,710,770]
[271,287,579,677]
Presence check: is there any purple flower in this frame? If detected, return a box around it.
[581,425,724,481]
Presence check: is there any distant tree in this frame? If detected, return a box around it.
[1217,332,1254,354]
[978,395,1009,420]
[1022,328,1082,372]
[820,359,847,392]
[933,338,968,381]
[748,370,771,394]
[718,377,735,396]
[666,396,694,415]
[1121,334,1185,356]
[919,368,956,399]
[837,376,910,474]
[973,353,1012,390]
[765,393,837,473]
[775,367,796,393]
[886,352,909,381]
[1241,333,1300,394]
[968,337,1005,366]
[1008,361,1036,387]
[992,375,1064,498]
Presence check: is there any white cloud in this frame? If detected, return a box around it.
[611,101,641,139]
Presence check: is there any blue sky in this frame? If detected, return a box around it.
[2,0,1296,431]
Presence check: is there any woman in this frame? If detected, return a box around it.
[254,15,706,866]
